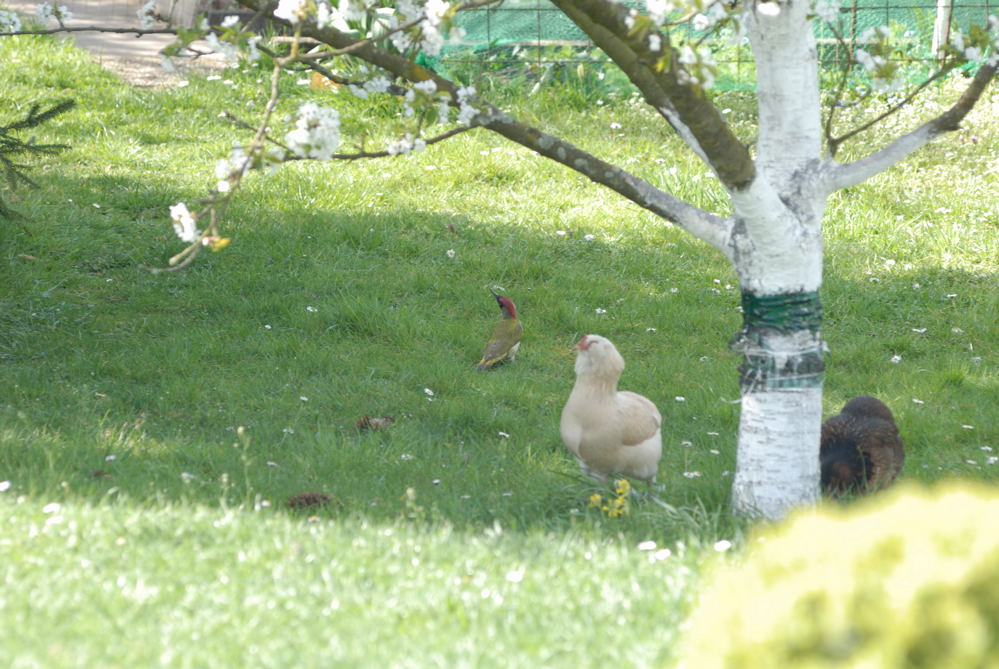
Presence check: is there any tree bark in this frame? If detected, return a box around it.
[725,2,826,518]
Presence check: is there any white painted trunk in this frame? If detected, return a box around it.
[726,2,827,519]
[731,332,824,517]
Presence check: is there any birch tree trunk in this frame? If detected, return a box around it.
[727,2,826,518]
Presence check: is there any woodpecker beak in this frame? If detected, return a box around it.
[488,287,501,302]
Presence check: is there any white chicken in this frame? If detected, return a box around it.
[560,334,663,485]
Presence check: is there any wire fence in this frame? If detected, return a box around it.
[431,1,997,90]
[42,1,999,90]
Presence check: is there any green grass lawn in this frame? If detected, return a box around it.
[1,27,997,667]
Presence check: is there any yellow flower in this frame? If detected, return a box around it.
[588,493,603,508]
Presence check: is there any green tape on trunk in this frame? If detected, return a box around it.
[741,290,822,333]
[736,290,825,391]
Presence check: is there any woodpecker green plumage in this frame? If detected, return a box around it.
[476,288,523,370]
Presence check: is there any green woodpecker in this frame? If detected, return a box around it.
[476,288,523,370]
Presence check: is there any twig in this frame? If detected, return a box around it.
[1,26,177,37]
[255,43,410,95]
[828,66,954,155]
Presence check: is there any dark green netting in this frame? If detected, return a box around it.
[741,291,823,334]
[431,0,995,90]
[733,291,826,391]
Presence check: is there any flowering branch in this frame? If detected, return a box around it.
[150,0,494,270]
[233,0,734,248]
[824,61,999,192]
[822,14,999,156]
[254,42,410,95]
[820,20,958,157]
[827,68,952,156]
[548,0,755,191]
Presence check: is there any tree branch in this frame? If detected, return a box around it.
[483,113,733,253]
[824,62,998,192]
[255,42,411,95]
[0,26,177,36]
[232,0,732,251]
[548,0,755,192]
[828,67,954,155]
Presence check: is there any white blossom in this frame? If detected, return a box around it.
[437,100,451,124]
[221,15,240,28]
[413,79,437,95]
[285,103,341,160]
[205,32,238,60]
[170,203,200,243]
[624,8,638,31]
[385,135,426,155]
[645,0,675,26]
[339,0,367,21]
[861,25,890,41]
[246,35,262,61]
[215,145,249,193]
[316,2,332,28]
[366,76,392,94]
[871,74,903,93]
[0,9,22,31]
[854,48,885,71]
[274,0,309,24]
[37,3,73,23]
[706,1,728,23]
[756,2,780,16]
[387,0,454,57]
[649,33,662,51]
[456,85,479,126]
[456,85,475,102]
[812,0,839,23]
[950,30,965,53]
[677,45,717,88]
[137,0,157,29]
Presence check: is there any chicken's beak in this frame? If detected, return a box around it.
[576,335,590,351]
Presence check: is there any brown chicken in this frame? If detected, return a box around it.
[820,396,905,496]
[560,334,662,485]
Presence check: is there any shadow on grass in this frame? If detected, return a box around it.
[2,177,996,541]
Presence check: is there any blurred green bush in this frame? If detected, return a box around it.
[682,483,999,669]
